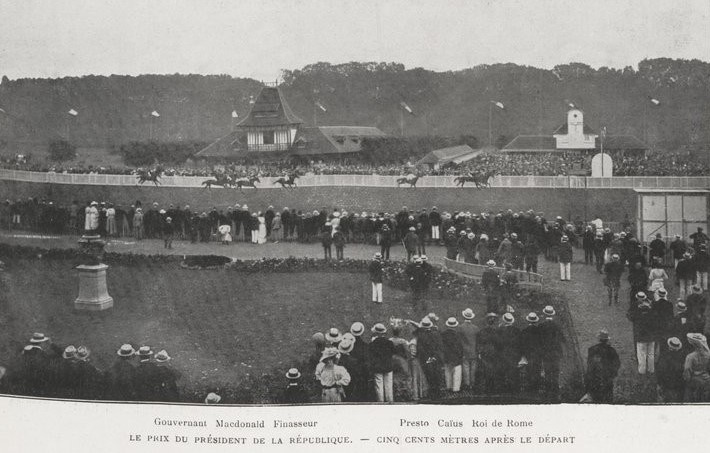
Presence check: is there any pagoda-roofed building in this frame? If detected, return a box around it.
[197,84,387,161]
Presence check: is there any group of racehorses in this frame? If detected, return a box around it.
[136,168,495,189]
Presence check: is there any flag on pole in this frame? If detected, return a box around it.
[151,110,160,118]
[315,101,327,112]
[649,97,661,106]
[399,101,415,115]
[231,110,239,118]
[67,109,78,116]
[491,101,505,110]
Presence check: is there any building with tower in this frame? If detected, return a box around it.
[502,108,648,157]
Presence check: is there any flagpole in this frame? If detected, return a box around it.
[400,109,404,137]
[488,102,492,146]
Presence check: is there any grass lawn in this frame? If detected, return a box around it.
[0,256,582,402]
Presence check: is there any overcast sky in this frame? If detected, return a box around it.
[1,0,709,80]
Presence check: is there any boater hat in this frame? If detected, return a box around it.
[76,346,91,361]
[371,323,387,334]
[656,288,668,298]
[462,308,475,320]
[420,317,433,329]
[155,350,171,363]
[286,368,301,380]
[29,333,50,344]
[350,322,365,336]
[543,306,556,317]
[342,332,356,344]
[62,345,77,359]
[598,329,610,341]
[137,346,153,358]
[117,344,136,357]
[525,312,540,324]
[338,338,355,354]
[667,337,683,351]
[445,317,459,328]
[325,328,343,344]
[502,313,515,326]
[677,301,688,313]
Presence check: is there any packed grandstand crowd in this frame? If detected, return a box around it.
[1,152,709,177]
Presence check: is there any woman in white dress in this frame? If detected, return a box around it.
[257,212,267,244]
[648,258,669,292]
[218,224,232,245]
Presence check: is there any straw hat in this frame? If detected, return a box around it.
[155,350,171,363]
[325,328,343,344]
[285,368,301,380]
[116,344,136,357]
[420,317,433,329]
[76,346,91,361]
[598,329,610,341]
[319,347,340,362]
[502,313,515,326]
[543,306,556,317]
[204,393,222,404]
[445,317,459,328]
[29,332,50,344]
[525,312,540,324]
[667,337,682,351]
[62,345,77,359]
[338,338,355,354]
[462,308,475,320]
[371,323,387,334]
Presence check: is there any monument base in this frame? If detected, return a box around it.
[75,263,114,311]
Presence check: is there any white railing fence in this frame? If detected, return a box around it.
[0,169,709,189]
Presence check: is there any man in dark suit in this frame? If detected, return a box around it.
[584,329,620,403]
[108,344,138,401]
[281,368,309,404]
[134,346,160,401]
[539,306,565,397]
[368,323,394,402]
[73,346,105,400]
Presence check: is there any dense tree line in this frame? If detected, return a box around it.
[117,141,209,166]
[0,59,709,151]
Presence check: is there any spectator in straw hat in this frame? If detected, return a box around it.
[539,306,565,397]
[56,345,78,399]
[653,288,674,342]
[686,285,707,329]
[521,312,544,392]
[498,312,522,392]
[281,368,309,404]
[74,346,104,400]
[441,317,463,393]
[458,308,480,390]
[477,313,501,393]
[315,347,350,403]
[656,337,686,403]
[415,317,444,399]
[369,323,394,402]
[349,322,368,368]
[369,253,384,304]
[154,350,180,402]
[629,293,657,375]
[676,252,695,301]
[324,328,343,347]
[584,329,620,403]
[338,338,367,402]
[108,344,138,401]
[134,346,160,401]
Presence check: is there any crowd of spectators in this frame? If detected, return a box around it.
[2,151,709,178]
[0,334,180,402]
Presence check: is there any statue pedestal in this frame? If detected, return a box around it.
[74,264,113,311]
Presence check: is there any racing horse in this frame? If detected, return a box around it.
[273,172,299,189]
[396,172,423,188]
[235,175,261,191]
[202,173,235,190]
[454,170,496,188]
[136,166,163,186]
